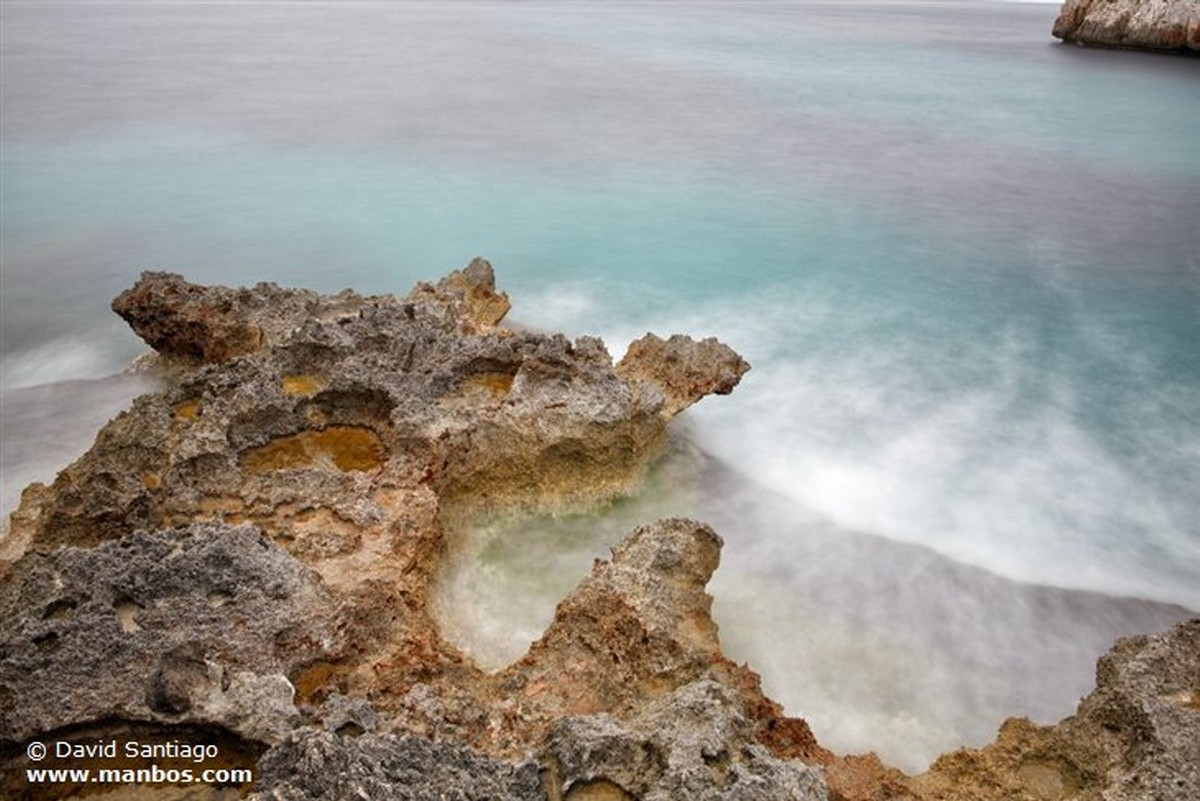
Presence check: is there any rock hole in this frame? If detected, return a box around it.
[439,372,516,409]
[147,642,210,715]
[113,597,143,633]
[564,779,635,801]
[309,387,396,425]
[173,399,202,421]
[1017,761,1073,800]
[334,721,366,738]
[32,631,59,652]
[41,598,77,620]
[281,373,328,396]
[207,590,235,609]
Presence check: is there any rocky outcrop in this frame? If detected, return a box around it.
[250,730,545,801]
[617,333,749,419]
[1053,0,1200,52]
[2,263,829,799]
[476,519,830,764]
[0,523,332,745]
[2,261,1195,800]
[544,679,828,801]
[111,275,265,364]
[913,619,1200,801]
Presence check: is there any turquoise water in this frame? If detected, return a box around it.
[2,0,1198,768]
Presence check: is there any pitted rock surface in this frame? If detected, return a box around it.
[250,729,545,801]
[4,263,829,799]
[0,523,331,744]
[545,679,828,801]
[913,619,1200,801]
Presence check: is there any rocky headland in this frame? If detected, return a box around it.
[1,262,1196,800]
[1053,0,1200,52]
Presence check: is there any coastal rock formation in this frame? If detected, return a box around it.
[2,263,828,799]
[111,275,264,364]
[2,262,1195,800]
[913,619,1200,801]
[616,333,749,419]
[1053,0,1200,52]
[544,679,828,801]
[0,523,333,745]
[250,730,545,801]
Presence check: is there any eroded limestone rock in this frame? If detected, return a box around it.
[1053,0,1200,52]
[249,729,545,801]
[111,274,265,364]
[545,679,828,801]
[913,619,1200,801]
[0,523,332,744]
[4,264,820,799]
[4,262,1192,800]
[617,333,750,418]
[6,260,728,568]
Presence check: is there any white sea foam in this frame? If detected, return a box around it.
[520,279,1200,610]
[701,338,1198,608]
[0,371,158,520]
[433,432,1192,772]
[0,338,129,390]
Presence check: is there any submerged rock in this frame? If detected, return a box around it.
[1053,0,1200,52]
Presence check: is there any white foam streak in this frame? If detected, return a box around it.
[1,338,125,390]
[525,280,1199,609]
[0,370,160,520]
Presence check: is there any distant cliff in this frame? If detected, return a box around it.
[1054,0,1200,52]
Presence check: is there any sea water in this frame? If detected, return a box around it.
[2,0,1197,771]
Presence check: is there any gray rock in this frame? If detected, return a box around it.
[112,272,267,363]
[0,522,337,744]
[7,262,749,559]
[249,729,546,801]
[1078,619,1200,801]
[545,679,828,801]
[318,694,381,738]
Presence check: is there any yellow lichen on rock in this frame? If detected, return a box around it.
[239,427,386,473]
[281,374,329,396]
